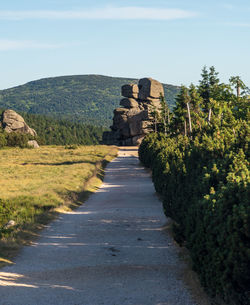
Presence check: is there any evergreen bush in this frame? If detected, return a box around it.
[139,67,250,304]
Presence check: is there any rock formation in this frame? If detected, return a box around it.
[27,140,39,148]
[0,109,37,137]
[103,77,164,146]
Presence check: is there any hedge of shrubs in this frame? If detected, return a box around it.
[139,67,250,305]
[0,131,31,148]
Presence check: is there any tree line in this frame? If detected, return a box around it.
[0,110,107,148]
[139,66,249,305]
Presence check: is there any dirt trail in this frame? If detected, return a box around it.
[0,148,203,305]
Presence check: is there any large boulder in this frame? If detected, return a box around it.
[112,108,129,131]
[138,78,164,100]
[129,119,142,137]
[126,107,142,118]
[121,84,139,99]
[131,135,145,146]
[103,77,164,146]
[141,120,153,133]
[27,140,39,148]
[1,109,37,137]
[120,98,139,109]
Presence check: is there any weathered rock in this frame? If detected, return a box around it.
[138,78,164,100]
[121,84,139,99]
[132,135,145,146]
[103,77,164,146]
[127,107,142,118]
[119,123,130,138]
[129,120,142,137]
[1,109,37,137]
[141,120,153,133]
[114,108,129,115]
[148,100,162,109]
[112,112,128,131]
[27,140,39,148]
[120,98,139,109]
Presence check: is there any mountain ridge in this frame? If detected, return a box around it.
[0,75,179,127]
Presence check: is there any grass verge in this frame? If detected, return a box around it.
[0,145,118,268]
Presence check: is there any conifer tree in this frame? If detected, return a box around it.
[229,76,249,98]
[173,86,190,136]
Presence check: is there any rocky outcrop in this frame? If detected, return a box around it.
[121,84,139,99]
[0,109,37,137]
[138,78,164,100]
[103,78,164,146]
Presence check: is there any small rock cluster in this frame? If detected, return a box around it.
[0,109,39,148]
[103,78,164,146]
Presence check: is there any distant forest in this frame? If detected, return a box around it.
[0,75,179,127]
[0,109,106,146]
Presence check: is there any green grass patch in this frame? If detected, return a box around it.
[0,145,118,267]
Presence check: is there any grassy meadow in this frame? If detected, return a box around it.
[0,145,117,266]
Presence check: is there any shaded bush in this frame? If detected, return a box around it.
[0,131,7,148]
[139,67,250,305]
[139,130,250,305]
[6,132,30,148]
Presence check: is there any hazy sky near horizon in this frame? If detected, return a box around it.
[0,0,249,89]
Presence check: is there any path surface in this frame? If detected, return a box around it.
[0,148,198,305]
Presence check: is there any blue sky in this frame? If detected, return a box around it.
[0,0,249,89]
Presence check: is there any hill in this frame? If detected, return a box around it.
[0,75,179,127]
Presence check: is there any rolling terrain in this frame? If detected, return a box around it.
[0,75,179,127]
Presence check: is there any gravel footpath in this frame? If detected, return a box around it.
[0,148,198,305]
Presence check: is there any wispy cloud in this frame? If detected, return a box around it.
[222,3,235,10]
[225,22,250,27]
[0,40,64,51]
[234,23,250,27]
[0,7,196,21]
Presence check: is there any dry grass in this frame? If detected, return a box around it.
[0,145,116,200]
[0,145,118,267]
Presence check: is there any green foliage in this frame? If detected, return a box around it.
[0,146,118,247]
[0,128,31,148]
[0,75,179,127]
[6,132,30,148]
[0,109,106,146]
[0,131,7,148]
[0,196,57,239]
[21,112,106,145]
[139,67,250,305]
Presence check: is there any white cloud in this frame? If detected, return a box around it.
[0,7,196,21]
[234,23,250,27]
[0,40,64,51]
[225,22,250,27]
[222,4,235,10]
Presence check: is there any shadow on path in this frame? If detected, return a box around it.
[0,149,198,305]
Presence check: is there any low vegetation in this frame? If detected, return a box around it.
[139,67,250,305]
[0,145,117,266]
